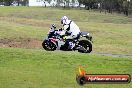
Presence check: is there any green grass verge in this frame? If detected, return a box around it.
[0,48,132,88]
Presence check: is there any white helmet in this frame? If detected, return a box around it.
[61,16,69,25]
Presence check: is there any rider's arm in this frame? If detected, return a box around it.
[60,24,70,36]
[63,25,69,31]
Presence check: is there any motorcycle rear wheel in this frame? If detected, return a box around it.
[78,40,92,53]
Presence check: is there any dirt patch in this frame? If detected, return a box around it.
[0,39,43,49]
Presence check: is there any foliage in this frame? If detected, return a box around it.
[78,0,132,16]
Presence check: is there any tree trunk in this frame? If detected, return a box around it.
[18,0,20,6]
[43,1,46,7]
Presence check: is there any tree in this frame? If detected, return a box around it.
[0,0,4,5]
[41,0,50,7]
[21,0,29,6]
[78,0,83,7]
[56,0,61,7]
[4,0,13,6]
[78,0,132,16]
[16,0,20,6]
[123,0,129,15]
[65,0,70,7]
[71,0,75,7]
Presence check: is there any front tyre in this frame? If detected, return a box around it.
[78,40,92,53]
[42,40,56,51]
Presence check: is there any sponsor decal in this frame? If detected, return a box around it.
[76,66,131,85]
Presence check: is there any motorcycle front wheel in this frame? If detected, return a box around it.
[42,40,56,51]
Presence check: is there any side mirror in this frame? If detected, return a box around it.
[52,24,56,29]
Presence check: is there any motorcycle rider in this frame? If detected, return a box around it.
[60,16,81,50]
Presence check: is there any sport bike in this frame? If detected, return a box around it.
[42,24,92,53]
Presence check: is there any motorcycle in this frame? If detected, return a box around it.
[42,24,92,53]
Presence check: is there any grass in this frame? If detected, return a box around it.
[0,21,47,41]
[0,7,132,88]
[0,48,132,88]
[0,7,132,54]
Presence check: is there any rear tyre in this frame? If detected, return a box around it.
[78,40,92,53]
[42,40,56,51]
